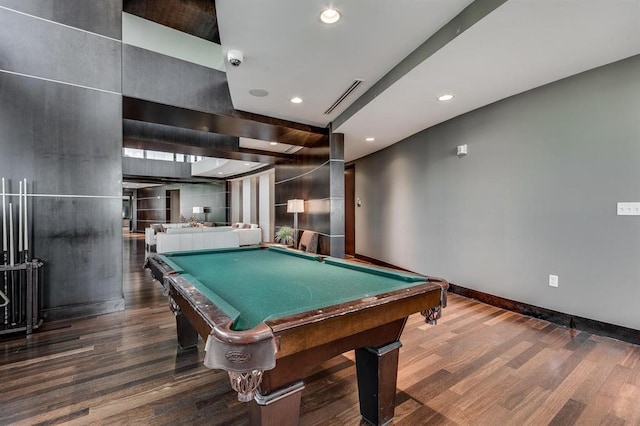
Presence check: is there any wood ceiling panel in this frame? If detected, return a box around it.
[123,0,220,44]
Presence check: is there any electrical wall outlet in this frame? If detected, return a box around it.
[549,274,558,288]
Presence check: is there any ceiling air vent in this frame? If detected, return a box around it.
[324,79,364,115]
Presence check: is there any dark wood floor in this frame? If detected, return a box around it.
[1,234,640,425]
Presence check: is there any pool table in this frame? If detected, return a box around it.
[147,246,447,426]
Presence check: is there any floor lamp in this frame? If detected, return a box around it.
[287,199,304,248]
[192,206,204,223]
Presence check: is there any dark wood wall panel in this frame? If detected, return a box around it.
[275,164,331,206]
[122,157,193,180]
[0,3,124,320]
[123,119,239,156]
[328,134,345,257]
[0,73,122,196]
[0,7,121,93]
[275,145,330,184]
[274,139,344,255]
[136,187,168,231]
[0,0,122,40]
[179,182,228,224]
[33,197,123,312]
[0,0,122,39]
[135,183,229,231]
[122,45,232,114]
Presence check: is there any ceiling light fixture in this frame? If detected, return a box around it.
[244,163,251,166]
[365,137,375,142]
[438,94,455,101]
[320,8,341,24]
[290,97,303,104]
[270,142,278,146]
[249,89,269,97]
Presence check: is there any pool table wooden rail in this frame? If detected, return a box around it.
[146,251,449,426]
[266,278,445,357]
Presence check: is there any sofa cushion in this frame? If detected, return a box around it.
[156,228,240,253]
[166,227,201,234]
[203,226,233,233]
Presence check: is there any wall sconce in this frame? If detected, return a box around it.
[287,199,304,247]
[456,144,468,157]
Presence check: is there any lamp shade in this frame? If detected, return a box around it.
[287,199,304,213]
[192,206,204,214]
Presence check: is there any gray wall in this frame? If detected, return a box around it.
[179,182,228,224]
[0,1,124,319]
[135,183,228,231]
[355,55,640,330]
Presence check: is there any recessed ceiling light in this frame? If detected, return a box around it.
[270,142,278,146]
[320,8,341,24]
[438,94,455,101]
[217,172,223,175]
[249,88,269,97]
[244,163,251,166]
[290,97,303,104]
[365,137,375,142]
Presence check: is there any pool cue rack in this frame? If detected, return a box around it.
[1,177,44,336]
[0,260,43,335]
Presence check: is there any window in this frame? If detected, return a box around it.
[122,149,211,164]
[123,148,144,158]
[146,150,174,162]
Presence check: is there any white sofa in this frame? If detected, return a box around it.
[152,224,263,254]
[145,223,191,251]
[231,223,262,246]
[156,226,238,253]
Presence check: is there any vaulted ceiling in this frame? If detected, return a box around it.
[125,0,640,165]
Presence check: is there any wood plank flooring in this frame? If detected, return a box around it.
[1,234,640,425]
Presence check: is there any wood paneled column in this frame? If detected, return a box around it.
[329,133,345,258]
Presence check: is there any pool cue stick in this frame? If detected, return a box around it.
[2,178,6,254]
[22,178,28,324]
[24,178,29,326]
[2,178,7,326]
[24,178,28,262]
[18,181,22,262]
[9,202,15,324]
[17,182,22,323]
[9,203,13,267]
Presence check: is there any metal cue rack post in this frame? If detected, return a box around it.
[1,177,44,336]
[0,261,43,335]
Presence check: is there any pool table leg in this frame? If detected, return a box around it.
[248,381,305,426]
[355,341,403,426]
[170,297,199,349]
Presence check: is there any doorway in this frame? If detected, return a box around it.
[168,189,180,223]
[345,165,355,256]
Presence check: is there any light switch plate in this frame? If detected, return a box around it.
[617,202,640,216]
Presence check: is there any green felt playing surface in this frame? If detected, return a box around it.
[160,247,426,331]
